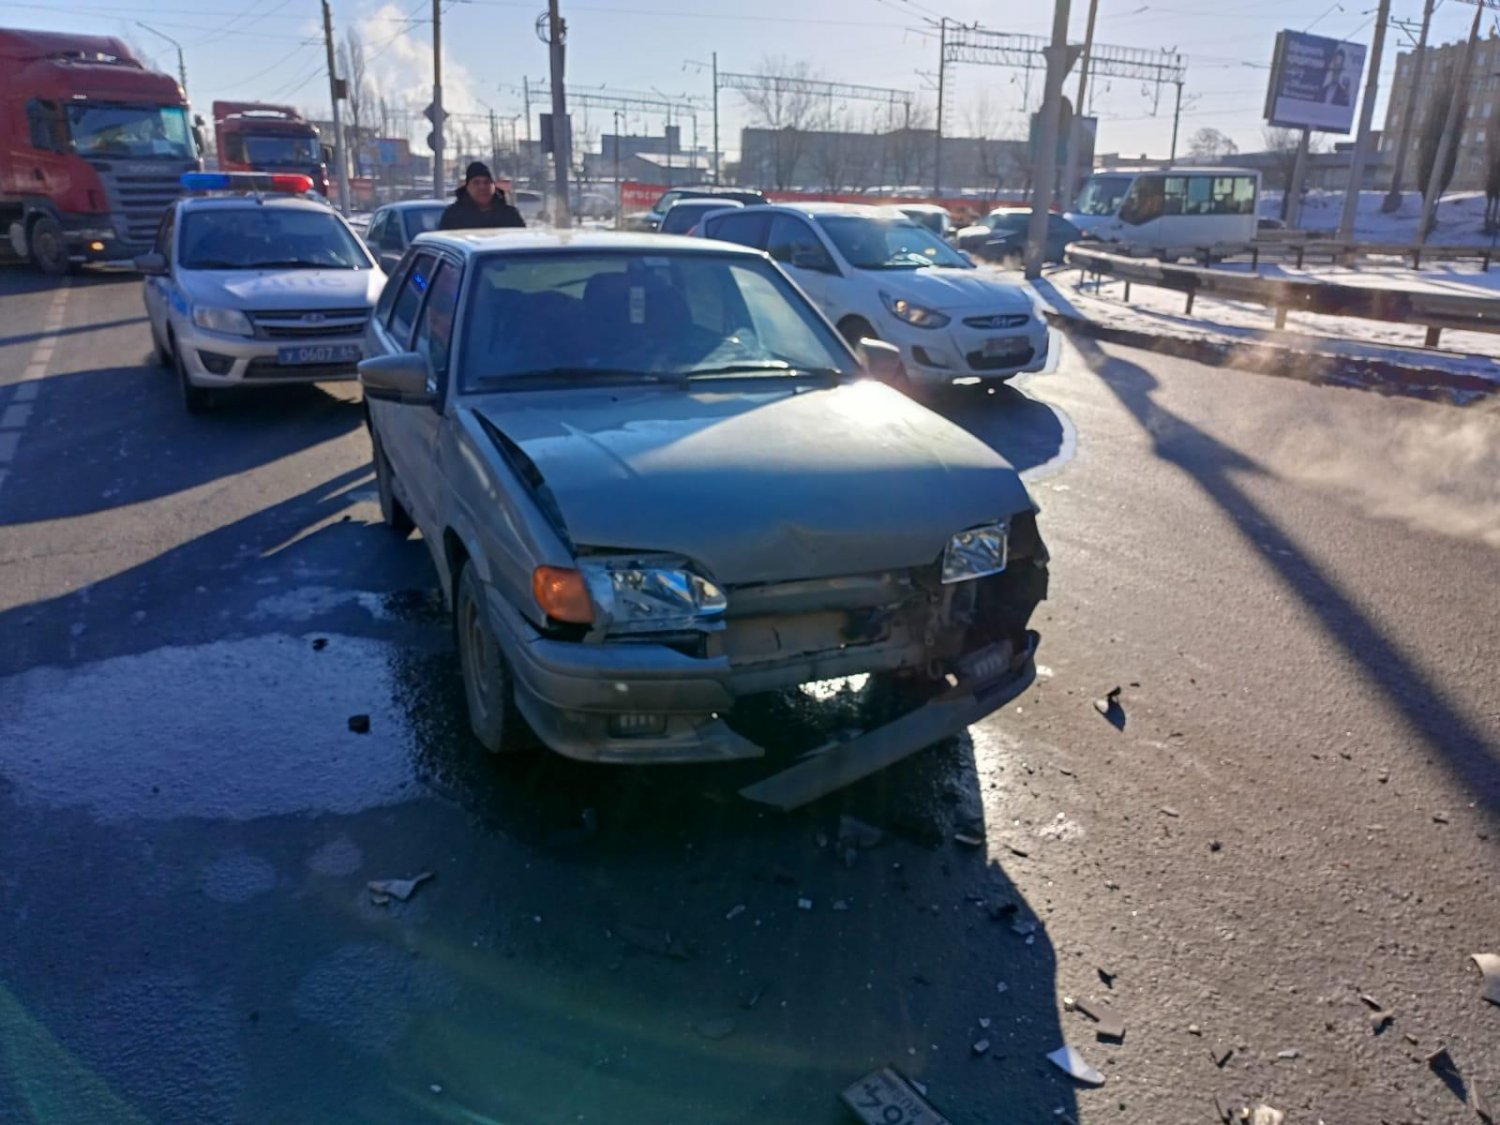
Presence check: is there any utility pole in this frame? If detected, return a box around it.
[934,17,947,196]
[711,52,719,183]
[1168,79,1184,163]
[1383,0,1434,213]
[489,107,500,177]
[522,76,532,185]
[136,23,187,98]
[431,0,444,195]
[546,0,573,227]
[1417,0,1484,244]
[1025,0,1073,279]
[320,0,349,213]
[613,109,623,228]
[1286,128,1311,227]
[1059,0,1098,211]
[1337,0,1390,240]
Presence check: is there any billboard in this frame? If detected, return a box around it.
[1264,30,1366,134]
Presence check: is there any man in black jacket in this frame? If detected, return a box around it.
[438,162,526,230]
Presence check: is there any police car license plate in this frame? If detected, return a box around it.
[982,337,1029,359]
[277,344,361,366]
[840,1067,953,1125]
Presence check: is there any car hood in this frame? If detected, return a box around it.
[180,268,384,310]
[466,380,1033,586]
[875,267,1032,311]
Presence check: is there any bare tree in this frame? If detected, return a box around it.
[884,104,934,189]
[1416,65,1469,227]
[338,29,372,176]
[807,106,855,192]
[1187,127,1238,161]
[964,91,1017,201]
[736,57,821,188]
[571,108,598,188]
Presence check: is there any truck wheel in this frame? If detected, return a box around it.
[172,337,213,414]
[372,432,414,537]
[455,561,534,755]
[28,217,69,277]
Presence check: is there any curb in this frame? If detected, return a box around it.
[1041,308,1499,405]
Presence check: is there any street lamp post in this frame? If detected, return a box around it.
[136,22,187,98]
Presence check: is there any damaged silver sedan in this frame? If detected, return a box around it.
[360,231,1047,807]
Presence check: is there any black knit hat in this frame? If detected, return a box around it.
[464,161,494,184]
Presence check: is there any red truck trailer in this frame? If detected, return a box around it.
[0,28,200,274]
[212,102,330,198]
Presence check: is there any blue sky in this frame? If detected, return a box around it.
[4,0,1493,165]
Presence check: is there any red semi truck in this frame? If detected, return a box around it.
[0,28,200,274]
[212,102,330,198]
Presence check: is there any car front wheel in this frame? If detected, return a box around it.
[455,561,534,755]
[173,335,213,414]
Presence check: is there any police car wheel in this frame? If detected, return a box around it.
[173,338,213,414]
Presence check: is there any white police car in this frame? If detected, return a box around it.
[135,172,385,413]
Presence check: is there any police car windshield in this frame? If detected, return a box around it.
[179,207,370,270]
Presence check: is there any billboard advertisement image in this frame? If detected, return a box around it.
[1265,30,1367,134]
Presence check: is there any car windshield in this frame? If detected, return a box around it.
[815,215,972,270]
[402,206,446,239]
[67,103,195,160]
[986,212,1030,234]
[243,134,320,164]
[660,204,728,235]
[178,207,371,270]
[1073,175,1133,216]
[461,250,859,392]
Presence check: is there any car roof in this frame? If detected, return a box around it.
[753,202,909,220]
[669,198,743,209]
[378,199,447,211]
[899,203,949,215]
[410,229,768,257]
[177,194,335,213]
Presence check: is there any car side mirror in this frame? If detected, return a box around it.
[360,352,434,405]
[860,339,905,386]
[792,248,835,273]
[133,252,167,276]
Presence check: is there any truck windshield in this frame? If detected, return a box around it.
[67,104,195,160]
[244,135,320,164]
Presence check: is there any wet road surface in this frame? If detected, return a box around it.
[1,266,1497,1124]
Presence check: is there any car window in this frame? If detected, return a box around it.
[460,250,857,392]
[156,208,176,264]
[654,191,683,213]
[379,213,405,251]
[374,254,409,323]
[177,207,372,270]
[815,215,972,270]
[766,215,828,267]
[387,251,437,349]
[412,259,461,382]
[706,210,771,250]
[990,213,1029,234]
[402,207,444,240]
[660,204,715,236]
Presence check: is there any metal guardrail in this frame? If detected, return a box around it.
[1216,233,1498,272]
[1064,242,1500,349]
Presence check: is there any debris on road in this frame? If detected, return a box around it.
[1213,1047,1234,1068]
[1359,993,1384,1010]
[347,714,371,734]
[979,1017,991,1029]
[694,1017,736,1041]
[833,900,850,911]
[615,922,691,960]
[1432,812,1450,824]
[995,981,1009,995]
[1370,1010,1394,1034]
[953,830,985,848]
[1159,806,1180,818]
[840,1066,954,1125]
[1471,953,1500,1005]
[838,815,885,850]
[798,897,814,911]
[1047,1045,1105,1086]
[1276,1049,1300,1060]
[971,1038,991,1056]
[1074,999,1126,1042]
[1245,1106,1285,1125]
[311,637,328,651]
[1097,967,1117,988]
[367,871,431,905]
[1093,686,1125,729]
[725,904,746,922]
[1425,1045,1489,1117]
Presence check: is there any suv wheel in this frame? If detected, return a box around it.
[455,562,534,755]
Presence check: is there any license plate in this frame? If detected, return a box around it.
[277,343,362,366]
[840,1067,953,1125]
[982,337,1029,359]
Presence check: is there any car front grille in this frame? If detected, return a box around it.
[963,313,1030,330]
[250,308,370,339]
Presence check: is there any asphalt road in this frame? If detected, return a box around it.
[0,265,1497,1125]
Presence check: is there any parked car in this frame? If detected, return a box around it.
[364,199,447,273]
[359,230,1047,799]
[699,203,1048,388]
[899,204,955,242]
[955,208,1083,264]
[512,189,547,224]
[658,197,743,235]
[135,171,384,413]
[625,185,768,231]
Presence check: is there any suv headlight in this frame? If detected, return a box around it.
[582,560,727,634]
[192,305,253,336]
[942,521,1009,584]
[881,291,950,329]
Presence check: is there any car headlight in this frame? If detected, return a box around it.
[582,560,727,634]
[880,291,950,329]
[942,522,1009,584]
[192,305,254,336]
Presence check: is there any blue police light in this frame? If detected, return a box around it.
[180,172,313,194]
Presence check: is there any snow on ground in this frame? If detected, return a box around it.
[1192,258,1500,297]
[1261,189,1500,247]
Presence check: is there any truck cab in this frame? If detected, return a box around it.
[212,102,329,199]
[0,28,200,274]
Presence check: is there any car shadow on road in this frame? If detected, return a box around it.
[0,364,365,526]
[921,382,1069,478]
[1068,332,1500,819]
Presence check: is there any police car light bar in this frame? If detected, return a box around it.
[180,171,313,194]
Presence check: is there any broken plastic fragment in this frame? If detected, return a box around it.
[1247,1107,1285,1125]
[840,1065,954,1125]
[1471,953,1500,1006]
[838,815,885,849]
[1046,1045,1105,1086]
[797,897,813,911]
[367,872,431,903]
[972,1039,991,1055]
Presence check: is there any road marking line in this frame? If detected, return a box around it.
[0,281,68,498]
[12,382,39,403]
[1,404,32,428]
[0,432,19,462]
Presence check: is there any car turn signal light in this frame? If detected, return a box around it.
[533,566,594,624]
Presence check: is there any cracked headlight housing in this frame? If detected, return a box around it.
[942,522,1009,584]
[880,290,951,329]
[582,560,727,634]
[192,305,254,336]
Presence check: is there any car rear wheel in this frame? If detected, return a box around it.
[28,216,69,277]
[172,335,213,414]
[372,432,415,537]
[455,561,534,755]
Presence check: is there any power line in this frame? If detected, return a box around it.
[451,0,912,29]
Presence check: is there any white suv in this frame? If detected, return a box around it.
[698,203,1048,388]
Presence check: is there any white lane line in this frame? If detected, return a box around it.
[0,432,19,462]
[0,283,69,491]
[12,382,39,403]
[1,404,32,428]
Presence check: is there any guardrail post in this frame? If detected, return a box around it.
[1295,246,1306,269]
[1413,247,1423,269]
[1424,325,1441,347]
[1252,246,1260,270]
[1274,306,1287,330]
[1185,291,1195,315]
[1484,248,1492,272]
[1123,281,1131,303]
